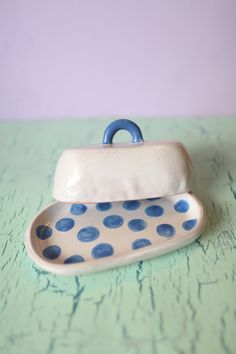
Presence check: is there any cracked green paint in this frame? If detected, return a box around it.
[0,118,236,354]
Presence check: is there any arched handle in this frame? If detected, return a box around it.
[102,119,144,145]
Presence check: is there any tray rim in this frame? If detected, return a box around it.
[25,193,206,276]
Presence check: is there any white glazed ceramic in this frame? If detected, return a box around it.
[25,192,205,275]
[53,141,193,203]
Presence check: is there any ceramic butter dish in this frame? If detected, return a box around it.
[25,119,205,275]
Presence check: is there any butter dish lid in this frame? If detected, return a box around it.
[53,119,193,203]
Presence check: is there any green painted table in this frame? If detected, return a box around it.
[0,118,236,354]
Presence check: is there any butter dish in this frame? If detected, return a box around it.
[25,119,205,275]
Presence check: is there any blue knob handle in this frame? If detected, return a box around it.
[102,119,144,145]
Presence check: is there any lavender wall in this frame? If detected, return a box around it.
[0,0,236,120]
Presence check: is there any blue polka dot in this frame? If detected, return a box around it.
[103,215,124,229]
[43,245,61,260]
[145,205,164,217]
[70,204,87,215]
[96,202,112,211]
[182,219,197,230]
[174,200,189,213]
[64,255,85,264]
[132,238,152,249]
[128,219,147,232]
[55,218,75,232]
[92,243,114,259]
[36,225,52,240]
[146,197,161,201]
[156,224,175,237]
[77,226,100,242]
[123,200,141,211]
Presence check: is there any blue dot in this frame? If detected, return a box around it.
[92,243,114,259]
[43,245,61,260]
[77,226,100,242]
[36,225,52,240]
[156,224,176,237]
[70,204,87,215]
[146,197,161,201]
[55,218,75,232]
[182,219,197,230]
[103,215,124,229]
[64,255,85,264]
[174,200,189,213]
[128,219,147,232]
[96,202,112,211]
[123,200,141,211]
[145,205,164,217]
[132,238,152,250]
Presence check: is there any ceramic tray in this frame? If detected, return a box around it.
[25,192,205,275]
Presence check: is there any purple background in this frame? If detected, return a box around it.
[0,0,236,120]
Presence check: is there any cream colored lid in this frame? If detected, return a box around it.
[53,119,193,203]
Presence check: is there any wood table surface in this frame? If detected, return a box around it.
[0,118,236,354]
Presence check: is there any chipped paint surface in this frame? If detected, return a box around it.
[0,118,236,354]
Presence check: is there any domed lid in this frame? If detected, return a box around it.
[53,119,193,203]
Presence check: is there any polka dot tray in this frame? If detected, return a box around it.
[25,192,205,275]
